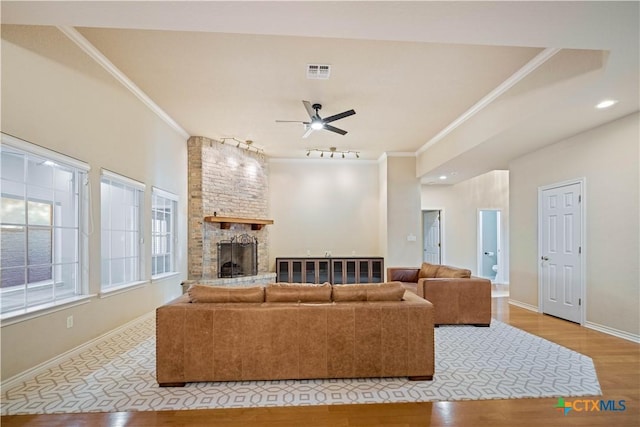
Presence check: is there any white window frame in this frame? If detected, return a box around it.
[100,169,146,295]
[151,187,179,279]
[1,133,91,322]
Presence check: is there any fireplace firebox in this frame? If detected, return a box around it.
[217,234,258,278]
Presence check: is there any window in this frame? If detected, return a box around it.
[100,170,145,292]
[1,134,89,317]
[151,188,178,278]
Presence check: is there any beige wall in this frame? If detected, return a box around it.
[1,25,188,380]
[378,157,389,262]
[268,160,380,269]
[509,112,639,336]
[268,156,422,275]
[421,170,510,278]
[383,156,423,269]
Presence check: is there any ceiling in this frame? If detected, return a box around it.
[2,1,638,184]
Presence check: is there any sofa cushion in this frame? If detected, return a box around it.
[419,262,440,279]
[332,282,406,302]
[188,284,265,303]
[265,282,332,303]
[436,265,472,278]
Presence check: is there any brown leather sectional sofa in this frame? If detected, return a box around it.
[387,263,491,327]
[156,282,434,386]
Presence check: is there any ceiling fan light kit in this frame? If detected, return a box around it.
[276,100,356,138]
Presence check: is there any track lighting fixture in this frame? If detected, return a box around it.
[218,137,264,159]
[305,146,361,159]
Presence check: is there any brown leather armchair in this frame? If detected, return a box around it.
[387,265,491,327]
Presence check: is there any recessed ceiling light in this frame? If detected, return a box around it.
[595,99,618,109]
[439,175,447,180]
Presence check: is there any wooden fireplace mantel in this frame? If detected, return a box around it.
[204,215,274,230]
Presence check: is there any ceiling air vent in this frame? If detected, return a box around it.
[307,64,331,80]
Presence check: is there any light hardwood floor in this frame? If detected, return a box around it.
[2,297,639,427]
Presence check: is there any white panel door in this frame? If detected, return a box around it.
[540,182,582,323]
[423,210,441,264]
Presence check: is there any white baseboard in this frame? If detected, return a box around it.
[507,300,640,343]
[585,321,640,344]
[508,299,539,312]
[0,311,154,391]
[492,281,510,286]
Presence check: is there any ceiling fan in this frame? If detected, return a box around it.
[276,100,356,138]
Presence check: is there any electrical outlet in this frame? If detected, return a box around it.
[66,315,73,329]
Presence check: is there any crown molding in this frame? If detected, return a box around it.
[416,47,561,155]
[385,152,416,157]
[56,26,190,140]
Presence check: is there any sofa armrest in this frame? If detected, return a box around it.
[387,267,420,283]
[417,277,491,298]
[417,277,491,325]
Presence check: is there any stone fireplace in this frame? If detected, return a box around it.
[187,136,275,287]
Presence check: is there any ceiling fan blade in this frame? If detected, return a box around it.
[324,124,348,135]
[323,109,355,124]
[302,100,316,119]
[302,126,315,138]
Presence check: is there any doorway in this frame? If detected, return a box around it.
[422,210,441,264]
[538,179,585,324]
[477,209,502,282]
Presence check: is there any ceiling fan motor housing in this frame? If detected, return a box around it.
[276,100,355,137]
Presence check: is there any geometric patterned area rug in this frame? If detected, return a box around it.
[1,313,601,415]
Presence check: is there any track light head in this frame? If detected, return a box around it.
[218,137,264,156]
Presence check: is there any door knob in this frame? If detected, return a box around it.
[541,256,549,261]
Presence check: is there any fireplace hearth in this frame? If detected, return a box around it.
[217,234,258,278]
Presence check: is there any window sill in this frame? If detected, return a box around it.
[1,295,95,327]
[99,281,148,299]
[151,272,181,282]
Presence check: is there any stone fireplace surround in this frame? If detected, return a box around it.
[187,136,275,288]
